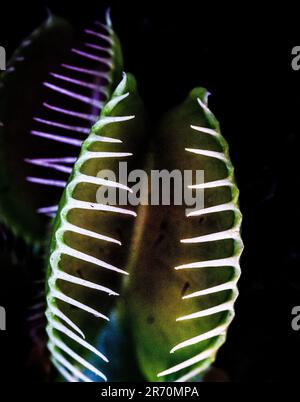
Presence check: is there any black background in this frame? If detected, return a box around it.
[0,0,299,383]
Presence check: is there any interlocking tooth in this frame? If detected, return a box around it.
[63,222,121,245]
[28,301,45,311]
[176,301,235,322]
[185,147,227,161]
[94,20,111,33]
[188,178,233,189]
[37,205,58,214]
[31,129,83,146]
[175,256,238,270]
[43,103,98,122]
[50,72,108,95]
[186,202,238,217]
[76,173,133,193]
[64,199,136,217]
[51,357,79,382]
[105,8,112,28]
[84,29,113,45]
[33,157,76,164]
[180,227,240,243]
[197,96,213,116]
[25,158,73,174]
[34,117,89,134]
[44,82,104,108]
[174,360,212,382]
[48,303,85,338]
[50,289,112,319]
[49,320,109,362]
[49,346,93,382]
[26,177,67,187]
[26,312,44,322]
[61,64,110,80]
[157,347,216,378]
[21,39,31,47]
[53,269,119,296]
[89,135,122,143]
[190,125,220,136]
[50,336,107,381]
[54,243,128,275]
[182,282,237,299]
[93,114,135,130]
[102,93,130,114]
[85,42,112,55]
[170,323,229,353]
[71,48,112,68]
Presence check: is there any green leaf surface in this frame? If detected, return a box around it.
[45,79,242,382]
[46,73,147,382]
[122,88,243,382]
[0,13,124,245]
[0,15,74,244]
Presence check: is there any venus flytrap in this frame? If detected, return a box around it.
[46,73,147,381]
[0,10,243,382]
[122,88,243,382]
[0,10,123,244]
[45,76,242,382]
